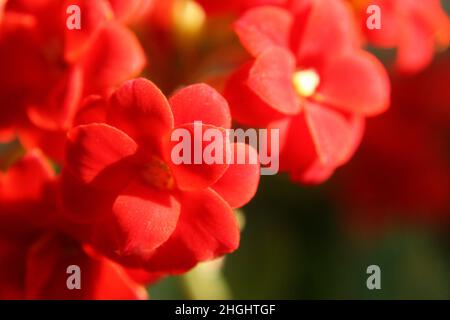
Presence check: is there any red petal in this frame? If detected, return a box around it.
[318,50,390,116]
[0,149,54,201]
[362,0,399,48]
[224,63,287,127]
[234,6,293,57]
[90,178,180,263]
[144,188,239,274]
[0,20,49,132]
[295,0,359,69]
[25,234,92,299]
[167,123,230,191]
[169,83,231,129]
[107,78,174,156]
[290,159,335,185]
[73,95,108,125]
[247,47,301,115]
[66,123,138,185]
[63,0,114,62]
[396,14,435,73]
[0,150,55,238]
[90,256,148,300]
[268,115,316,172]
[0,128,14,143]
[125,268,163,285]
[212,143,260,208]
[271,104,364,184]
[27,66,83,130]
[18,127,67,163]
[108,0,154,23]
[24,234,147,299]
[304,102,365,168]
[61,169,120,223]
[80,22,146,95]
[62,124,140,223]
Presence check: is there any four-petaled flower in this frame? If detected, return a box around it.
[62,78,260,274]
[225,0,390,183]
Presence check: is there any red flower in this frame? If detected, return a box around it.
[0,232,151,299]
[22,233,149,300]
[0,150,150,299]
[224,0,390,183]
[62,78,260,274]
[352,0,450,73]
[0,149,56,239]
[0,0,145,160]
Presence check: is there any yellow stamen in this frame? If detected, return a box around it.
[173,0,206,38]
[292,69,320,98]
[141,157,175,191]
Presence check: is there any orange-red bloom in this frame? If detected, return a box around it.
[0,0,145,160]
[0,150,150,299]
[62,78,260,274]
[224,0,390,183]
[352,0,450,73]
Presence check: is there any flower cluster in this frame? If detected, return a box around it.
[224,0,390,183]
[0,0,448,299]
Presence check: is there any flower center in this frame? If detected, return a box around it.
[292,69,320,98]
[141,157,175,191]
[173,0,206,37]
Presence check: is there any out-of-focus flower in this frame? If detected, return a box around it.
[224,0,390,184]
[0,150,150,299]
[62,78,260,274]
[0,0,145,160]
[6,233,149,299]
[0,149,56,240]
[333,54,450,229]
[350,0,450,73]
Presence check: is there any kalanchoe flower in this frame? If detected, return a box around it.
[0,232,153,300]
[224,0,390,184]
[25,233,152,300]
[351,0,450,73]
[0,150,151,299]
[0,149,57,240]
[0,0,146,160]
[62,78,260,274]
